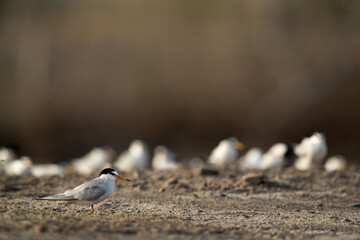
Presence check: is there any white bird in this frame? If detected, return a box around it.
[294,157,312,171]
[239,147,263,169]
[294,132,328,171]
[260,143,288,169]
[324,155,347,172]
[30,164,65,177]
[209,137,244,166]
[72,147,114,176]
[188,157,205,169]
[37,168,130,212]
[152,146,177,170]
[114,140,150,172]
[0,147,16,162]
[3,156,33,176]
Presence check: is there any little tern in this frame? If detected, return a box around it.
[114,140,150,172]
[152,145,178,170]
[2,156,33,176]
[294,132,327,171]
[209,137,244,166]
[239,147,263,169]
[0,147,16,162]
[71,147,115,176]
[324,155,347,172]
[30,164,65,177]
[260,143,288,169]
[36,168,130,212]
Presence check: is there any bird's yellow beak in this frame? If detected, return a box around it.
[115,175,130,181]
[0,158,3,162]
[26,160,33,167]
[234,141,245,150]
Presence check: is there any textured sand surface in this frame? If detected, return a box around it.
[1,166,360,239]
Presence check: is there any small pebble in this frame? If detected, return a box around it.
[33,225,47,233]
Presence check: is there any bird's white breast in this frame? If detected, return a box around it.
[209,142,238,165]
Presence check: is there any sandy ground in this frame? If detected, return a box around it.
[1,165,360,240]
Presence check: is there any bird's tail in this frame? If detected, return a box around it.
[36,193,76,201]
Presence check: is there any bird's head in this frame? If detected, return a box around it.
[225,137,245,150]
[269,143,287,158]
[129,140,147,155]
[99,168,130,181]
[21,156,33,167]
[311,132,326,144]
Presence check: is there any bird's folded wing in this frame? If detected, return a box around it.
[36,193,77,201]
[72,180,106,201]
[36,178,106,201]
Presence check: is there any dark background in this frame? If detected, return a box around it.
[0,1,359,163]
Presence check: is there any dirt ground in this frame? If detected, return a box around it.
[1,165,360,240]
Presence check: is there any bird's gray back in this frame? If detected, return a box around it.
[72,178,107,201]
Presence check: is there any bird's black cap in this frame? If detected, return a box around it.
[99,168,117,176]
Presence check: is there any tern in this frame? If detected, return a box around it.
[2,156,33,176]
[71,147,115,176]
[294,132,327,171]
[0,147,16,162]
[324,155,347,172]
[36,168,130,212]
[209,137,244,166]
[30,164,65,177]
[114,140,150,172]
[260,143,288,169]
[152,145,178,170]
[239,147,264,169]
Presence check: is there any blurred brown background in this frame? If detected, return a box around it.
[0,1,359,162]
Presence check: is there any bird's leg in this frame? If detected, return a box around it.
[91,204,95,212]
[65,201,74,205]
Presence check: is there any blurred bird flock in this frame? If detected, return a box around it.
[0,1,360,177]
[0,132,349,178]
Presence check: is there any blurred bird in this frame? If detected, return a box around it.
[114,140,150,172]
[30,164,65,177]
[260,143,288,169]
[0,147,16,162]
[188,157,205,169]
[238,147,263,169]
[152,146,177,170]
[209,137,244,166]
[71,147,115,176]
[294,132,328,171]
[36,168,130,212]
[324,155,347,172]
[3,156,33,176]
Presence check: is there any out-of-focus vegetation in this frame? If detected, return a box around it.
[0,1,359,162]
